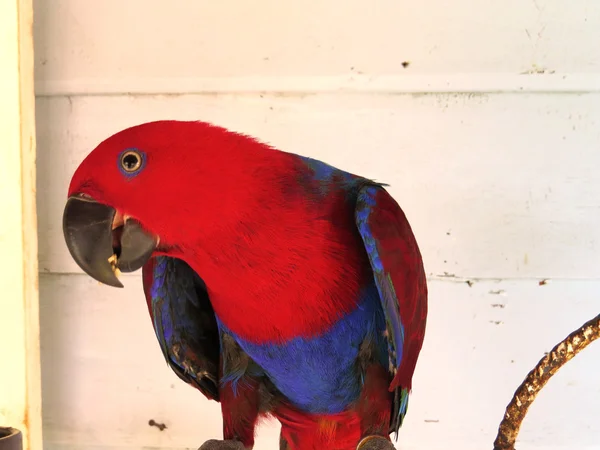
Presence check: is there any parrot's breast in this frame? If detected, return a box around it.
[217,282,388,414]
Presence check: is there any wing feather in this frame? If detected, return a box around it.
[355,184,428,434]
[142,256,221,401]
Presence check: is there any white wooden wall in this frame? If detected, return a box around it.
[34,1,600,449]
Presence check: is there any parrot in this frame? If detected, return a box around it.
[62,120,428,450]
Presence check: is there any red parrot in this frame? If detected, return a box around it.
[62,120,428,450]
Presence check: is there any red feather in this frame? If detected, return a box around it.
[366,188,428,392]
[68,120,372,344]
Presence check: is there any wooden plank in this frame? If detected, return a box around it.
[0,0,42,448]
[39,274,600,450]
[32,0,600,95]
[36,92,600,279]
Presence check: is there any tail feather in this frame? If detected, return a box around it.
[390,387,410,440]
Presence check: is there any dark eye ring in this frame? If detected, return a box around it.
[120,150,143,173]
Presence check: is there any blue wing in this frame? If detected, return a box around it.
[142,256,221,401]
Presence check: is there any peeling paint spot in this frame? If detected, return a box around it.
[148,419,167,431]
[437,272,456,278]
[521,65,555,75]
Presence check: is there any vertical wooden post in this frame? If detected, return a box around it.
[0,0,43,449]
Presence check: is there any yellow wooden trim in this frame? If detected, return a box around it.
[0,0,42,448]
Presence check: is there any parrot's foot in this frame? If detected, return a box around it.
[198,439,247,450]
[356,435,395,450]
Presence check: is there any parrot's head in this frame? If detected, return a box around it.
[62,120,278,288]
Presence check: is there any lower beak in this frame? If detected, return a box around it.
[62,195,158,288]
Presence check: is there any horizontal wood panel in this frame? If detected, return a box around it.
[39,274,600,449]
[32,74,600,97]
[36,93,600,279]
[33,0,600,94]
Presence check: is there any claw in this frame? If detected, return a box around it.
[357,435,395,450]
[198,439,247,450]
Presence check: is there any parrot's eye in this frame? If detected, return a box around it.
[119,150,143,174]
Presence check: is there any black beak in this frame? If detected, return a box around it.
[62,195,158,288]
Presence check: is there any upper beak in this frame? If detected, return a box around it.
[62,195,158,288]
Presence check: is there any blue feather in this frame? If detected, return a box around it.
[297,156,357,196]
[216,284,387,414]
[355,186,406,369]
[145,256,220,400]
